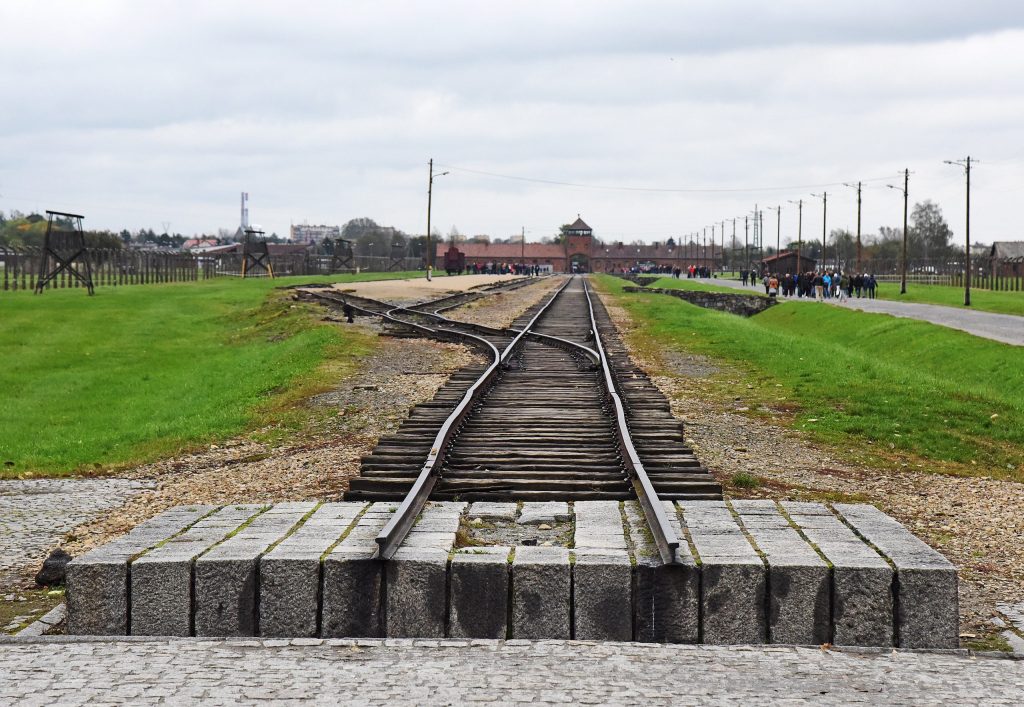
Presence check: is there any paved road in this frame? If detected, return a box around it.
[0,479,154,589]
[690,277,1023,346]
[1,637,1021,705]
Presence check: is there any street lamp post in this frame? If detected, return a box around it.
[886,170,910,294]
[425,158,449,281]
[810,192,827,269]
[944,157,976,306]
[744,216,749,275]
[788,199,803,274]
[720,220,725,275]
[731,218,737,276]
[710,224,715,274]
[844,181,863,275]
[766,205,781,268]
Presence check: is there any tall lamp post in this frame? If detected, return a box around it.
[710,224,716,274]
[765,205,781,269]
[886,170,910,294]
[731,218,737,276]
[719,220,725,275]
[788,199,803,273]
[944,157,976,306]
[425,158,449,281]
[744,216,749,275]
[844,181,863,275]
[810,192,827,270]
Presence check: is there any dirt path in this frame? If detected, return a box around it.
[598,287,1024,646]
[328,273,529,304]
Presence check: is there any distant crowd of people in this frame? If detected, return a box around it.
[455,262,543,276]
[741,269,878,300]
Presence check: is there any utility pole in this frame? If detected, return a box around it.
[788,199,803,273]
[765,206,781,265]
[844,181,863,274]
[775,207,780,259]
[811,192,827,269]
[720,220,725,275]
[744,216,749,273]
[731,218,737,275]
[753,203,758,272]
[425,158,449,281]
[945,156,975,306]
[703,227,707,270]
[887,171,910,293]
[521,226,526,264]
[758,208,764,270]
[711,224,716,273]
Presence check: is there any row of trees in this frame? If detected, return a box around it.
[0,211,123,249]
[0,210,291,250]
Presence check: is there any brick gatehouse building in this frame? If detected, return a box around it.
[435,217,719,273]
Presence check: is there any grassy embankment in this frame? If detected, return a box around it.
[645,276,1024,317]
[874,281,1024,316]
[0,272,421,478]
[596,274,1024,480]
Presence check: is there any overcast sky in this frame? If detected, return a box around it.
[2,1,1023,245]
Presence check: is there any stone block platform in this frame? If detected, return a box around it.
[65,500,958,648]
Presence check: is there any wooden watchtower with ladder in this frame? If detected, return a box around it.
[241,228,274,278]
[35,211,94,295]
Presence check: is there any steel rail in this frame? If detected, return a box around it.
[582,277,682,565]
[373,276,577,559]
[338,289,600,366]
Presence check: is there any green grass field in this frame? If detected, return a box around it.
[0,272,420,477]
[596,275,1024,479]
[874,281,1024,316]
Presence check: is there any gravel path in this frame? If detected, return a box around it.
[445,275,561,328]
[329,273,529,305]
[0,479,154,590]
[1,637,1021,704]
[598,287,1024,645]
[688,276,1024,346]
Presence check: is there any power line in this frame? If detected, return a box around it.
[434,163,895,195]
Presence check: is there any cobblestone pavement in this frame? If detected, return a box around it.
[0,479,155,589]
[0,638,1021,705]
[691,277,1024,346]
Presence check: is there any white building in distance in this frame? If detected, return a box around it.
[291,223,340,245]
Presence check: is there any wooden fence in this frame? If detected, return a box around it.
[872,271,1023,291]
[0,247,424,293]
[856,257,1023,292]
[0,247,208,291]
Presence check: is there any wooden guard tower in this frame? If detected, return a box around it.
[330,238,354,272]
[388,239,407,271]
[35,211,94,295]
[241,229,274,278]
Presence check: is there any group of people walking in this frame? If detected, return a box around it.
[752,271,879,300]
[465,262,542,276]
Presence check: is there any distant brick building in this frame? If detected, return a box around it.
[435,217,718,273]
[759,250,817,275]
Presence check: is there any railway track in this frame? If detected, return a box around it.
[304,275,721,565]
